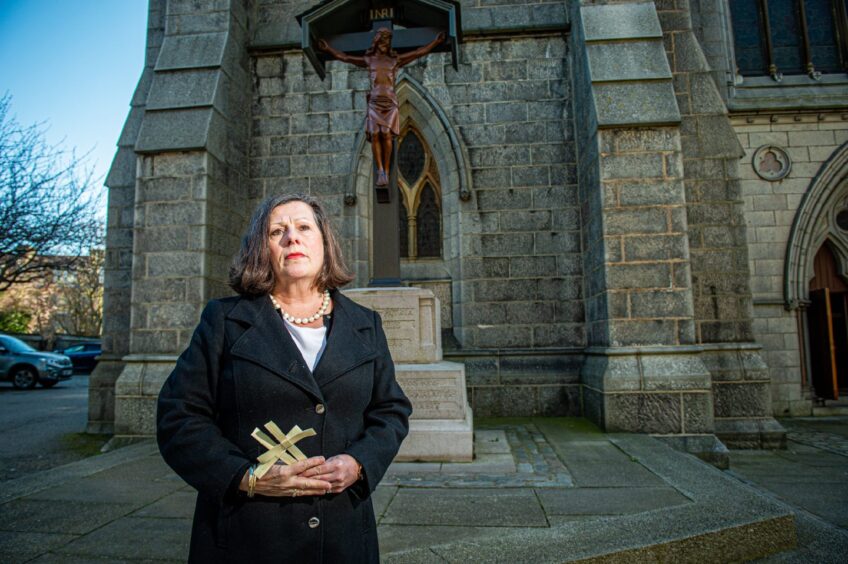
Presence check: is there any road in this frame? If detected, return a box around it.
[0,374,101,482]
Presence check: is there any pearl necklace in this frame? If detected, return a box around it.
[269,290,331,325]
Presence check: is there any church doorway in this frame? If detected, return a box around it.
[807,242,848,401]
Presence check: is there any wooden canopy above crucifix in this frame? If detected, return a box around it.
[297,0,462,80]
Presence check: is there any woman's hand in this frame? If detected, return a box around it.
[301,454,361,494]
[241,456,332,497]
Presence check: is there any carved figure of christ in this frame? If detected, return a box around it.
[318,28,445,187]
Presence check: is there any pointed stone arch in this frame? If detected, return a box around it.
[343,74,471,330]
[784,141,848,308]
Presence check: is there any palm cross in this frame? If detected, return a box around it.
[251,421,317,478]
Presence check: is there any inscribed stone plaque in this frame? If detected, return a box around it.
[344,287,441,363]
[396,363,468,420]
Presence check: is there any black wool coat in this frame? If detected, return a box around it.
[157,290,411,563]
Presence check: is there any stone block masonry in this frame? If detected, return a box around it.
[734,113,848,417]
[572,2,721,458]
[655,0,784,447]
[103,0,254,440]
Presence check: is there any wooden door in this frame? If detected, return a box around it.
[809,288,839,400]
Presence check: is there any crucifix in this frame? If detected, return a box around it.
[298,0,461,285]
[319,29,445,191]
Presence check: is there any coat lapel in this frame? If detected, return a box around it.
[313,290,378,387]
[227,295,323,400]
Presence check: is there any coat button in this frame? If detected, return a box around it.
[315,403,325,414]
[308,517,320,528]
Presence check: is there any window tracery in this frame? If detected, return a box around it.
[397,125,442,259]
[729,0,848,80]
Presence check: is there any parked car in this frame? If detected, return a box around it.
[0,335,73,389]
[56,342,101,373]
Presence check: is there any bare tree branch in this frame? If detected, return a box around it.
[0,94,103,291]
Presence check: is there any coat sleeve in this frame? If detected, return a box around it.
[156,300,252,503]
[344,311,412,498]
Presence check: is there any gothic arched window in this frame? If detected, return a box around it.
[729,0,848,79]
[397,125,442,259]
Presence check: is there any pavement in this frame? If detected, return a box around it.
[0,376,96,481]
[0,417,845,563]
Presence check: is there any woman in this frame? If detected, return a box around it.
[157,194,412,563]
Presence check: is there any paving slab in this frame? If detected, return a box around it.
[0,530,77,563]
[54,516,191,560]
[93,454,175,480]
[387,462,441,474]
[373,485,397,520]
[132,490,196,519]
[30,554,176,564]
[0,498,136,534]
[773,450,848,467]
[383,421,572,487]
[441,453,515,473]
[746,481,848,528]
[554,443,665,487]
[0,441,157,504]
[378,525,507,555]
[474,429,511,454]
[732,456,841,480]
[382,488,549,527]
[27,472,183,505]
[532,418,666,487]
[536,486,690,515]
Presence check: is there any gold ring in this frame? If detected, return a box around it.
[292,489,299,497]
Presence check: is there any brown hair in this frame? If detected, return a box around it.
[228,194,354,296]
[365,28,398,57]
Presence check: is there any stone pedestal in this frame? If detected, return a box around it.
[345,287,473,461]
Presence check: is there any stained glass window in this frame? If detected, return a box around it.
[729,0,847,78]
[397,126,442,259]
[398,131,425,185]
[417,183,441,258]
[731,0,769,76]
[808,0,843,72]
[770,0,805,74]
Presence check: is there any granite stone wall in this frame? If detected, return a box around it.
[107,0,254,438]
[735,114,848,416]
[652,0,785,448]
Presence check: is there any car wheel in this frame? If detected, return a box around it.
[40,380,58,388]
[11,367,37,389]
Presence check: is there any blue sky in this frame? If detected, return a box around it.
[0,1,148,215]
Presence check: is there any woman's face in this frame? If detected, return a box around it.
[268,201,325,288]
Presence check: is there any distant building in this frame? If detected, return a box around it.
[0,250,103,345]
[93,0,848,458]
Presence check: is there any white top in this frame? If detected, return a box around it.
[283,319,328,373]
